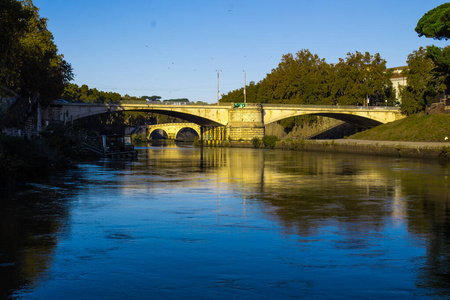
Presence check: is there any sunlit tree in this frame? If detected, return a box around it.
[416,3,450,92]
[400,47,445,114]
[333,51,392,106]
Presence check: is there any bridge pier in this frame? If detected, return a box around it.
[225,105,265,141]
[226,124,265,141]
[201,126,226,145]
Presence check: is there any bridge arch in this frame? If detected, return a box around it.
[147,123,201,140]
[148,128,168,140]
[176,127,200,141]
[265,112,383,128]
[45,103,230,126]
[262,105,401,128]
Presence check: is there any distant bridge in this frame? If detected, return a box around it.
[43,102,404,142]
[147,123,200,140]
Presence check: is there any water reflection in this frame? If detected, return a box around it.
[0,173,80,299]
[1,145,449,298]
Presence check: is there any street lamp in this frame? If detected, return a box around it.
[243,70,246,104]
[216,69,222,105]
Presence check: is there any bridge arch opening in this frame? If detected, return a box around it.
[149,129,168,140]
[176,128,199,141]
[265,113,383,129]
[265,114,372,140]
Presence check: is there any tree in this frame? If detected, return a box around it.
[0,0,32,93]
[141,95,161,101]
[62,83,80,101]
[415,3,450,40]
[0,0,73,103]
[257,50,333,104]
[62,83,122,103]
[400,47,445,114]
[333,51,392,106]
[416,3,450,92]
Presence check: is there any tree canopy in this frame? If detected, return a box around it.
[415,3,450,94]
[399,47,445,114]
[415,3,450,40]
[0,0,73,103]
[220,49,393,107]
[62,83,122,103]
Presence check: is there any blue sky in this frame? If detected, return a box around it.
[34,0,449,103]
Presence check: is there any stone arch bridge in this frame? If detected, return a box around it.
[147,123,201,140]
[43,102,404,142]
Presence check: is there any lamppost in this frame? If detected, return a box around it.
[243,70,246,104]
[216,69,222,105]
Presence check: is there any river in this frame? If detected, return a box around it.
[1,144,449,299]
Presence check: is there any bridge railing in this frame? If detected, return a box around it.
[51,101,401,111]
[261,103,401,111]
[117,100,233,106]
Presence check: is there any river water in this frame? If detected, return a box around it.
[1,145,449,299]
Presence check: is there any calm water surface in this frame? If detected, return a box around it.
[1,145,449,299]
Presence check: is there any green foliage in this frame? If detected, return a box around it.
[221,81,259,103]
[262,135,278,148]
[221,49,392,108]
[440,146,450,157]
[141,95,161,101]
[62,83,122,103]
[415,4,450,93]
[261,50,334,104]
[399,47,444,114]
[415,3,450,40]
[334,51,392,106]
[163,98,189,103]
[426,45,450,91]
[0,0,73,103]
[0,132,77,189]
[252,137,261,148]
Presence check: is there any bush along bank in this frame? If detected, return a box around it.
[0,125,102,190]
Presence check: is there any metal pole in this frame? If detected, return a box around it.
[243,70,246,104]
[216,70,221,105]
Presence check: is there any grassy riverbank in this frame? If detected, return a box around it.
[349,114,450,142]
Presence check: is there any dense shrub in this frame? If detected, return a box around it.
[0,127,83,190]
[252,137,261,148]
[262,135,278,148]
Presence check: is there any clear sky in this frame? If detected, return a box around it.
[34,0,449,103]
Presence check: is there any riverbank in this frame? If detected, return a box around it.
[0,126,101,190]
[226,113,450,159]
[280,139,449,159]
[226,139,449,159]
